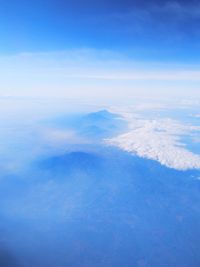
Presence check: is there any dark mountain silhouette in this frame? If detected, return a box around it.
[46,110,127,139]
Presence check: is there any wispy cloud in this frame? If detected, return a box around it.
[110,1,200,25]
[152,1,200,19]
[103,1,200,41]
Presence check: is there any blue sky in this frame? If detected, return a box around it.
[1,0,200,59]
[0,0,200,99]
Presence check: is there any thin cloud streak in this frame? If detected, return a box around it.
[0,49,200,100]
[1,50,200,80]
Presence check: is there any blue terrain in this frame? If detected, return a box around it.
[0,109,200,267]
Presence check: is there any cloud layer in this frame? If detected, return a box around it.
[1,50,200,102]
[106,111,200,170]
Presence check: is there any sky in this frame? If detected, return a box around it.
[0,0,200,100]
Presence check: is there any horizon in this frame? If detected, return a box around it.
[1,0,200,100]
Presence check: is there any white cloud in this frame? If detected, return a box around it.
[105,111,200,170]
